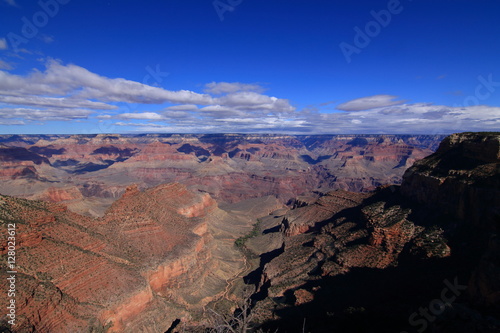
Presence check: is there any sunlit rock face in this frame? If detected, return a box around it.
[0,183,279,332]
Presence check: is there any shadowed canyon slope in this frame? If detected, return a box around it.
[243,132,499,333]
[0,134,443,216]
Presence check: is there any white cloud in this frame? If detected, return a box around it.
[0,60,214,105]
[108,100,500,134]
[115,122,220,133]
[0,60,300,129]
[84,100,500,134]
[0,60,497,134]
[308,103,500,134]
[336,95,406,111]
[204,82,265,94]
[0,95,116,110]
[0,107,92,121]
[165,104,199,111]
[115,122,166,128]
[199,105,233,112]
[159,111,191,120]
[217,92,277,107]
[0,60,216,124]
[0,38,7,50]
[0,59,13,70]
[119,112,164,120]
[0,119,25,125]
[211,92,296,119]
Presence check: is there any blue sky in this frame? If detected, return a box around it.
[0,0,499,134]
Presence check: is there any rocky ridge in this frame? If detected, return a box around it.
[238,132,499,333]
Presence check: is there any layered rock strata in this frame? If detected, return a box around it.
[0,134,443,216]
[0,183,281,332]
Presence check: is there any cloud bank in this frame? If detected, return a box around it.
[336,95,406,111]
[0,60,498,134]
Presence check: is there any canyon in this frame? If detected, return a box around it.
[0,134,443,216]
[244,132,499,332]
[0,132,498,332]
[0,182,282,332]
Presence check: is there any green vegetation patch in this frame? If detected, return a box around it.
[235,219,262,248]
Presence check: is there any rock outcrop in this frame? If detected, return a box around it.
[401,132,500,229]
[243,132,499,333]
[400,133,500,321]
[282,190,369,237]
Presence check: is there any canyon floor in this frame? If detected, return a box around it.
[0,133,499,332]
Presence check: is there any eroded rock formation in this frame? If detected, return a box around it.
[0,184,282,332]
[242,132,499,333]
[0,134,444,216]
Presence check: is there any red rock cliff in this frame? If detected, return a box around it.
[0,183,251,332]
